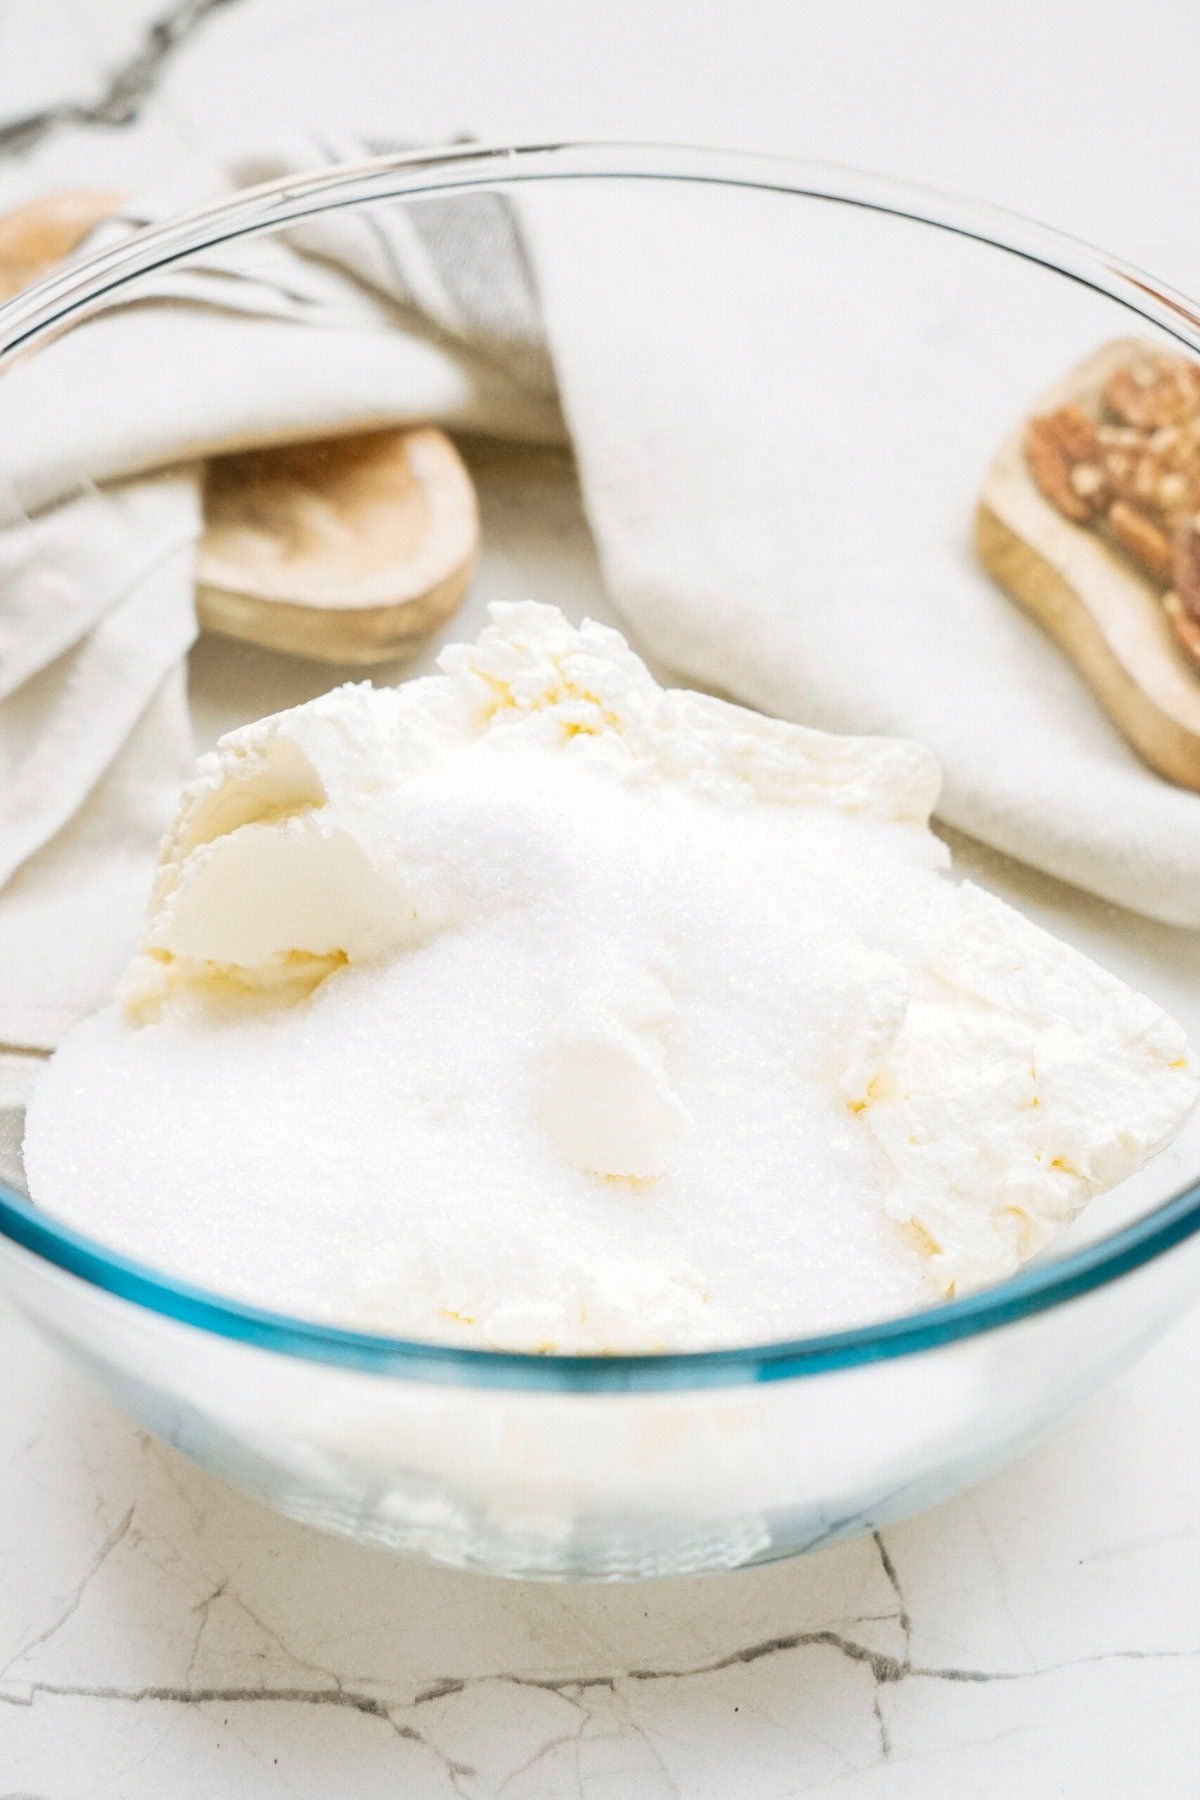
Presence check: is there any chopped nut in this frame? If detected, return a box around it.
[1070,462,1107,499]
[1133,453,1164,502]
[1047,404,1101,462]
[1104,450,1135,494]
[1108,501,1172,581]
[1098,425,1145,448]
[1022,346,1200,653]
[1105,355,1200,429]
[1026,415,1093,520]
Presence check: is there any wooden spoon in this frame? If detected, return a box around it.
[977,338,1200,792]
[196,426,479,664]
[0,190,123,298]
[0,192,480,665]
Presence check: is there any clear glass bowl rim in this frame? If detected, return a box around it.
[4,137,1200,1394]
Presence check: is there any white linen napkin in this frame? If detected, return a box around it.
[525,180,1200,927]
[0,137,562,1050]
[3,137,1199,1055]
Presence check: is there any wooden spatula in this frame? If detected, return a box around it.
[1,193,479,664]
[977,338,1200,792]
[196,426,478,664]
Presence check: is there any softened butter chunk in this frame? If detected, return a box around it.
[23,603,1199,1351]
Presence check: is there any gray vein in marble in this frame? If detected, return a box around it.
[0,1454,1195,1791]
[0,1680,477,1793]
[968,1495,1039,1670]
[871,1689,891,1760]
[494,1725,589,1798]
[219,1584,353,1695]
[626,1626,904,1685]
[0,1681,399,1719]
[868,1529,907,1757]
[872,1530,912,1649]
[2,1625,1179,1715]
[183,1578,226,1687]
[0,0,244,156]
[1,1637,1198,1800]
[911,1647,1200,1683]
[1078,1523,1200,1566]
[0,1506,134,1678]
[2,1483,1195,1738]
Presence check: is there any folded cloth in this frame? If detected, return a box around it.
[4,136,1200,1054]
[0,135,563,1050]
[527,181,1200,929]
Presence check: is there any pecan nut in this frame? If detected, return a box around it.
[1023,346,1200,668]
[1104,355,1200,430]
[1108,501,1173,582]
[1026,414,1095,521]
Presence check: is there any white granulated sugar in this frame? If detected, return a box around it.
[23,604,1200,1352]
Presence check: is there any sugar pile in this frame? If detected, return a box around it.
[22,604,1199,1351]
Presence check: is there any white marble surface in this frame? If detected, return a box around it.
[2,1305,1199,1797]
[3,1,1200,1792]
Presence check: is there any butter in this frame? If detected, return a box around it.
[22,603,1197,1350]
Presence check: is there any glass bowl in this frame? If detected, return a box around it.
[3,142,1200,1581]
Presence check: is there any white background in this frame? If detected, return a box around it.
[1,3,1199,1795]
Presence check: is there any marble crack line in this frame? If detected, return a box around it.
[872,1530,912,1651]
[647,1626,1200,1694]
[490,1682,680,1800]
[406,1625,905,1711]
[909,1646,1200,1684]
[869,1528,909,1759]
[0,1682,476,1790]
[217,1586,351,1696]
[628,1628,908,1686]
[0,1506,135,1678]
[495,1721,589,1798]
[183,1578,228,1688]
[0,0,245,156]
[871,1689,892,1760]
[0,1682,401,1720]
[410,1627,1200,1723]
[2,1645,1196,1733]
[412,1631,909,1708]
[607,1683,683,1797]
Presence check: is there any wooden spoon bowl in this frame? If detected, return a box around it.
[0,189,123,298]
[196,426,479,664]
[0,193,480,666]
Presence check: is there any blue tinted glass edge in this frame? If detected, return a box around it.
[2,1176,1198,1391]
